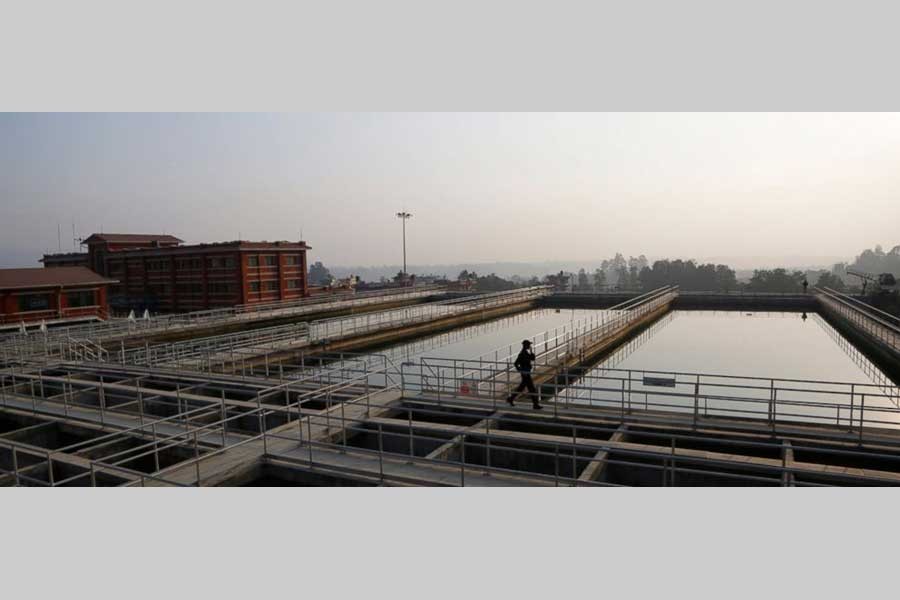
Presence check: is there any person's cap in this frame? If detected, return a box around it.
[522,340,532,346]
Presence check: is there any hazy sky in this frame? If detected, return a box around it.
[2,113,899,269]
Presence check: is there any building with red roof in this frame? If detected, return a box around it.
[0,267,117,325]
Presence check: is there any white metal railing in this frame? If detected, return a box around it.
[429,286,678,388]
[306,286,550,343]
[4,356,900,486]
[99,286,548,371]
[0,285,446,356]
[816,287,900,354]
[405,357,900,433]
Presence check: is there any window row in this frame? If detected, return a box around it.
[145,282,237,297]
[248,279,303,292]
[141,256,240,272]
[15,291,98,312]
[247,255,302,267]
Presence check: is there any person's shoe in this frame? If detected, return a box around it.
[532,403,543,410]
[506,397,515,406]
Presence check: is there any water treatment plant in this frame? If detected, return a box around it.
[1,281,898,487]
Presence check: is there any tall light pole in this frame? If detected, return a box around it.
[396,211,412,279]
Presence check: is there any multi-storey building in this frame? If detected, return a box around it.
[37,233,312,313]
[99,238,310,312]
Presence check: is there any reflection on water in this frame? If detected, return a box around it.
[378,307,608,365]
[316,308,608,391]
[595,310,888,383]
[571,311,900,428]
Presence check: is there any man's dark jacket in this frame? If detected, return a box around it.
[514,349,535,373]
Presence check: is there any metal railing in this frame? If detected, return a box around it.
[0,285,445,354]
[4,356,900,486]
[815,287,900,354]
[0,358,396,486]
[306,286,549,342]
[114,322,310,368]
[424,286,678,389]
[97,286,549,371]
[407,357,900,434]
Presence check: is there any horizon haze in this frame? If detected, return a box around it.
[2,113,899,270]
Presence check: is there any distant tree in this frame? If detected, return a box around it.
[746,268,805,293]
[815,271,846,291]
[851,244,900,278]
[715,264,737,292]
[544,271,570,291]
[592,268,606,291]
[638,259,737,292]
[577,268,590,291]
[308,261,333,286]
[475,273,517,292]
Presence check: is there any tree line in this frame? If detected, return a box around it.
[313,250,900,294]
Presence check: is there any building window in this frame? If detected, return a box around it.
[224,257,236,268]
[208,282,235,295]
[208,257,223,269]
[176,283,203,296]
[249,281,260,292]
[176,258,202,271]
[18,294,51,312]
[66,290,95,308]
[147,284,171,298]
[146,260,169,272]
[285,256,299,266]
[248,256,259,267]
[263,255,277,267]
[263,280,279,292]
[286,279,300,289]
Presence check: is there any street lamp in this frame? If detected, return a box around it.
[396,211,412,279]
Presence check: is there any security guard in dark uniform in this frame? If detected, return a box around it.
[506,340,542,409]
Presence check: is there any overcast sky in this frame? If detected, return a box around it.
[2,112,899,269]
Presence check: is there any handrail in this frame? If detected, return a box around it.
[0,285,446,351]
[819,287,900,329]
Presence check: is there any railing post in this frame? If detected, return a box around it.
[693,382,699,430]
[307,414,314,468]
[378,422,384,483]
[12,445,20,486]
[460,435,466,487]
[136,377,144,426]
[859,394,865,445]
[771,388,777,435]
[194,431,201,485]
[98,375,106,425]
[46,450,55,486]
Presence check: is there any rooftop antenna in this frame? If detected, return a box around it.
[57,224,61,252]
[72,223,76,251]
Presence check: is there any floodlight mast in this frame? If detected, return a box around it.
[396,211,412,279]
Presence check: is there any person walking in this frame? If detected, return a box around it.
[802,278,809,294]
[507,340,542,409]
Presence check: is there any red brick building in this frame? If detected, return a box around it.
[0,267,116,325]
[40,252,90,268]
[78,234,311,313]
[83,233,183,275]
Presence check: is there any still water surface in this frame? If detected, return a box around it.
[575,311,899,427]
